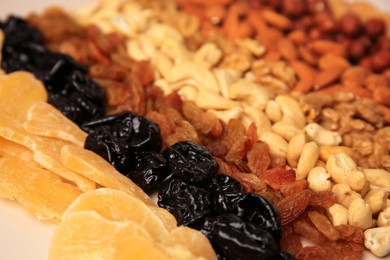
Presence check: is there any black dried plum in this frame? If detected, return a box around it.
[200,214,281,260]
[0,16,43,47]
[158,177,212,226]
[125,151,169,193]
[209,174,243,214]
[236,193,282,243]
[163,141,218,183]
[83,112,162,172]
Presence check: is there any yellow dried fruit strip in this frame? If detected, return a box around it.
[0,155,82,223]
[60,145,155,206]
[0,71,47,121]
[25,101,88,147]
[0,115,96,192]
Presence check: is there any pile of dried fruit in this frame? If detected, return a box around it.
[0,0,390,259]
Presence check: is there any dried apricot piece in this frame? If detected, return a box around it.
[63,188,170,241]
[0,71,47,121]
[0,156,82,223]
[49,211,153,260]
[60,145,154,206]
[25,101,87,147]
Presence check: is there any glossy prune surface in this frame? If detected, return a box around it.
[209,174,243,215]
[163,141,219,183]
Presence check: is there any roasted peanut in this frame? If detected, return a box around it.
[364,189,388,214]
[259,131,288,158]
[332,183,362,208]
[347,198,373,230]
[377,206,390,227]
[305,123,342,146]
[364,226,390,257]
[328,203,348,226]
[296,142,320,180]
[287,131,306,168]
[363,169,390,191]
[319,145,354,162]
[307,166,332,192]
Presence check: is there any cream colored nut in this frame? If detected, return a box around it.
[155,79,173,95]
[272,121,300,141]
[305,123,342,146]
[348,198,373,230]
[194,43,222,69]
[296,142,320,180]
[145,24,183,49]
[208,107,243,124]
[228,80,270,110]
[214,69,241,99]
[328,203,348,226]
[326,153,366,191]
[287,131,306,168]
[236,38,266,57]
[259,76,290,91]
[315,160,326,168]
[260,131,288,158]
[127,40,149,61]
[154,51,174,79]
[178,86,198,101]
[364,226,390,257]
[265,100,282,123]
[176,13,199,38]
[319,145,354,162]
[274,95,305,128]
[308,167,331,192]
[332,183,362,208]
[363,169,390,191]
[161,39,191,64]
[243,106,272,136]
[195,90,240,110]
[167,61,219,93]
[364,189,388,214]
[378,206,390,227]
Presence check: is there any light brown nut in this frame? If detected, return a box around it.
[364,226,390,257]
[319,146,354,162]
[363,169,390,191]
[194,43,222,69]
[328,203,348,226]
[259,131,288,158]
[261,9,292,30]
[228,80,270,110]
[364,189,388,214]
[326,153,366,191]
[277,38,297,61]
[243,106,272,136]
[341,66,371,88]
[195,89,240,110]
[287,131,307,168]
[296,142,320,180]
[313,67,344,90]
[289,60,318,83]
[275,95,306,128]
[311,40,346,57]
[332,183,362,208]
[271,121,300,142]
[318,54,351,70]
[347,198,373,230]
[308,166,332,192]
[265,100,282,123]
[236,38,266,57]
[377,206,390,227]
[208,107,243,124]
[305,123,342,146]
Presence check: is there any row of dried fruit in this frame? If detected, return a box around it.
[1,0,390,259]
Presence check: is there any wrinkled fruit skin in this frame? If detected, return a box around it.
[163,141,219,183]
[200,214,290,260]
[82,112,163,173]
[209,174,243,215]
[236,193,282,243]
[0,16,105,125]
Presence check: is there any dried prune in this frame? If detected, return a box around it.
[0,16,43,47]
[158,177,212,226]
[82,112,162,172]
[163,141,218,183]
[125,151,169,193]
[209,174,243,214]
[199,214,284,260]
[236,193,282,243]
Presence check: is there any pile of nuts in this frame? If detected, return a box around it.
[27,0,390,258]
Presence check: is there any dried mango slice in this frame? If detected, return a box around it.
[0,71,47,121]
[60,145,154,206]
[0,115,96,192]
[63,188,169,241]
[114,236,170,260]
[0,156,82,223]
[49,211,154,260]
[25,101,87,147]
[0,136,34,161]
[163,226,217,260]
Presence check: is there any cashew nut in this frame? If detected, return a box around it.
[328,203,348,226]
[347,198,373,230]
[275,95,306,128]
[364,226,390,257]
[308,167,332,192]
[326,153,367,192]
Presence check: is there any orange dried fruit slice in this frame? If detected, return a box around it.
[114,236,170,260]
[0,115,36,150]
[25,101,87,147]
[60,145,154,206]
[63,188,169,241]
[149,206,178,232]
[0,136,34,161]
[0,156,82,223]
[163,226,217,260]
[33,138,96,192]
[49,211,153,260]
[0,71,47,121]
